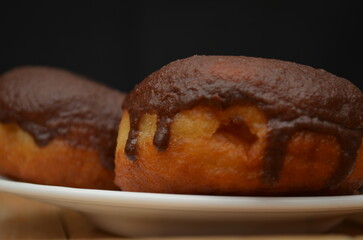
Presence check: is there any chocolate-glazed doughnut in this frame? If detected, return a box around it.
[0,66,126,189]
[115,55,363,195]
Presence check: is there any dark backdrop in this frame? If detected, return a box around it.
[1,0,362,91]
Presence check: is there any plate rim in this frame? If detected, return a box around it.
[1,176,363,213]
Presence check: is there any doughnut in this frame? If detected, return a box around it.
[0,66,125,190]
[115,55,363,195]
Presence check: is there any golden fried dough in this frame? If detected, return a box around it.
[115,105,363,195]
[0,124,117,189]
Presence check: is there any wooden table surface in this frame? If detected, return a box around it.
[1,192,363,240]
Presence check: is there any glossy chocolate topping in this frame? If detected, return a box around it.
[0,66,126,169]
[123,55,363,189]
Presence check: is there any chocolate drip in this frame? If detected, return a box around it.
[125,116,139,161]
[153,116,173,152]
[125,115,173,159]
[263,118,363,188]
[263,126,292,183]
[0,66,126,169]
[123,55,363,188]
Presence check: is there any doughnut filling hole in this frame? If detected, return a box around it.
[115,105,363,195]
[0,123,117,190]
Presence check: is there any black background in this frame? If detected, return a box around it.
[1,0,362,92]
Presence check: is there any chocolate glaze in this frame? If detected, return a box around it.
[123,55,363,189]
[0,66,126,169]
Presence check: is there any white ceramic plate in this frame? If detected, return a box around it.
[1,176,363,237]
